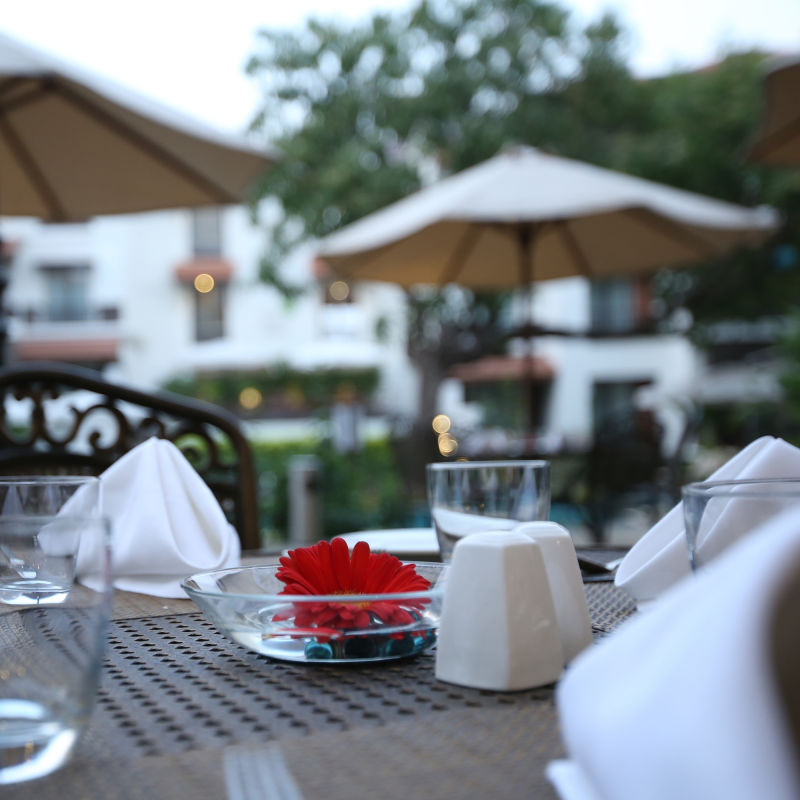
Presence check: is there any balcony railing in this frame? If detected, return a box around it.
[13,306,120,324]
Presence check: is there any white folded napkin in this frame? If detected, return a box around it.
[77,436,241,597]
[615,436,800,602]
[550,506,800,800]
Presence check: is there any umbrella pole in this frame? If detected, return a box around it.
[0,231,7,366]
[0,180,6,364]
[519,224,536,452]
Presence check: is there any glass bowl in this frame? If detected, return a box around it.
[181,562,446,663]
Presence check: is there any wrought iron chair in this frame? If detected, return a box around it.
[0,361,260,550]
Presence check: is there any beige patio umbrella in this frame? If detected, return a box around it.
[749,55,800,166]
[318,146,778,290]
[0,30,275,221]
[317,145,779,439]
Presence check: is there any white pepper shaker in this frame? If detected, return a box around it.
[515,521,593,664]
[435,530,564,691]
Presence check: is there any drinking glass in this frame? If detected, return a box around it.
[0,477,100,601]
[682,478,800,572]
[426,460,550,561]
[0,476,100,517]
[0,514,111,784]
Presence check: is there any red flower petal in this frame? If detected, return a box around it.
[315,540,338,594]
[292,546,326,586]
[363,552,400,593]
[350,541,370,592]
[353,608,371,628]
[275,568,318,593]
[280,582,313,595]
[330,537,351,589]
[383,562,430,593]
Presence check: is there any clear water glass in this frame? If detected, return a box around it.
[426,460,550,561]
[0,477,100,601]
[0,514,111,784]
[682,478,800,572]
[0,476,100,517]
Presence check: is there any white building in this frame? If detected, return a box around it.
[1,206,703,452]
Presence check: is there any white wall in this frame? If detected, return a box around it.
[532,277,590,331]
[540,334,697,445]
[113,211,190,388]
[2,208,702,446]
[2,208,421,417]
[351,282,418,418]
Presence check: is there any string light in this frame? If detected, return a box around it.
[329,280,350,301]
[194,273,215,293]
[438,433,458,456]
[239,387,262,410]
[432,413,451,434]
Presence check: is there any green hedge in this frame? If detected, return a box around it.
[164,364,380,414]
[251,437,413,546]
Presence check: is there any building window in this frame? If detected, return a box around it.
[194,281,226,341]
[325,279,352,304]
[590,278,634,333]
[177,261,231,343]
[592,381,641,431]
[192,208,222,256]
[39,264,90,322]
[592,380,660,448]
[591,380,663,492]
[590,276,654,334]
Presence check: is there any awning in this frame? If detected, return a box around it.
[174,258,233,284]
[448,355,555,383]
[1,239,19,260]
[13,337,119,362]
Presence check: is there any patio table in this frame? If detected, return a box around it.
[4,551,635,800]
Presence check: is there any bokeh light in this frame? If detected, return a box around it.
[194,273,215,293]
[438,433,458,456]
[239,386,262,410]
[432,413,451,434]
[329,280,350,301]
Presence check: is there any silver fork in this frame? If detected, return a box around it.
[223,742,304,800]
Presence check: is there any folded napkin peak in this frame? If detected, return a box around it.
[615,436,800,602]
[78,437,241,597]
[106,438,227,557]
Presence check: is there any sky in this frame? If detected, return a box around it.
[1,0,798,137]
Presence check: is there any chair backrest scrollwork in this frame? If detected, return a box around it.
[0,362,260,550]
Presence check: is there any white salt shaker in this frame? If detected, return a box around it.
[515,521,593,664]
[435,530,564,691]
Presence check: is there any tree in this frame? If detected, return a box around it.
[246,0,799,475]
[247,0,583,267]
[634,54,800,343]
[246,0,637,469]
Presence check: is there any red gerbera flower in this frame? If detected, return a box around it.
[274,538,431,633]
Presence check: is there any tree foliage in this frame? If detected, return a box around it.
[246,0,800,444]
[248,0,798,312]
[247,0,591,435]
[247,0,581,263]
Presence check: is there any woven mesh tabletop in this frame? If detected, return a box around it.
[4,582,636,799]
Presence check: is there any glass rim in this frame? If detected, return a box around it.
[426,460,549,470]
[682,477,800,497]
[0,475,99,485]
[181,563,446,603]
[0,513,110,525]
